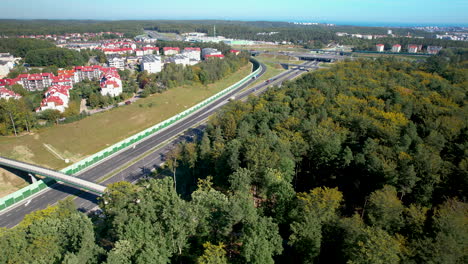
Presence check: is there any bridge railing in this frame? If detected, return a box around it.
[0,59,262,212]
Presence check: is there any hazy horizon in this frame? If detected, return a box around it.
[2,0,467,27]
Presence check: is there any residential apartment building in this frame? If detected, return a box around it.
[100,68,123,97]
[135,49,144,56]
[166,54,190,66]
[182,47,201,60]
[163,47,180,55]
[0,79,17,89]
[0,61,14,78]
[427,46,442,54]
[204,54,225,59]
[376,44,385,52]
[143,47,160,55]
[108,57,125,70]
[391,44,402,53]
[141,55,162,73]
[36,85,71,113]
[74,65,103,82]
[0,87,21,100]
[408,45,419,53]
[17,73,54,91]
[202,48,222,59]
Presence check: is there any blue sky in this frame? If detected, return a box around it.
[2,0,467,26]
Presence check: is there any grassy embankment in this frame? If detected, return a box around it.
[244,53,304,89]
[0,65,252,180]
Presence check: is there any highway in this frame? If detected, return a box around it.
[0,60,316,228]
[252,50,347,62]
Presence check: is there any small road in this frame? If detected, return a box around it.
[0,61,315,228]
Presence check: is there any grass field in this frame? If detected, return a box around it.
[0,168,29,197]
[0,65,252,177]
[243,54,304,89]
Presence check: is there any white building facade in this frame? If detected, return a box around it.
[108,57,125,70]
[141,55,162,73]
[100,68,123,97]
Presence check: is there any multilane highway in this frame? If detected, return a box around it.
[0,61,317,228]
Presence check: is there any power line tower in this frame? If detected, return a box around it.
[214,25,216,37]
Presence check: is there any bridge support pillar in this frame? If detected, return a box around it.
[29,173,37,183]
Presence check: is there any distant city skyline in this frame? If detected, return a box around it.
[2,0,467,27]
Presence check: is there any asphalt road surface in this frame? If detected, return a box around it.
[0,61,316,228]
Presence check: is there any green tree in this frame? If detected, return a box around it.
[340,215,404,264]
[365,185,405,232]
[289,187,343,262]
[196,242,228,264]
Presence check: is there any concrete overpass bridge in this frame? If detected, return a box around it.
[0,156,106,194]
[279,63,319,70]
[249,50,347,62]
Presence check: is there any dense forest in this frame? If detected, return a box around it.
[0,19,429,37]
[0,19,438,49]
[1,20,466,51]
[0,38,94,67]
[0,50,467,263]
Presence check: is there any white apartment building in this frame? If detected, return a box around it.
[408,45,419,53]
[36,85,71,113]
[391,44,401,53]
[182,48,201,61]
[100,69,123,97]
[376,44,385,52]
[141,55,162,73]
[201,48,222,59]
[0,61,14,78]
[108,57,125,70]
[166,54,190,66]
[0,87,21,100]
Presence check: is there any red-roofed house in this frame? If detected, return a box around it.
[163,47,180,55]
[36,85,72,113]
[0,87,21,100]
[0,78,18,88]
[100,68,122,97]
[142,47,160,55]
[376,44,385,52]
[184,47,201,52]
[103,47,133,55]
[408,45,419,53]
[58,69,80,83]
[37,96,66,112]
[229,49,240,55]
[392,44,402,53]
[204,54,225,59]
